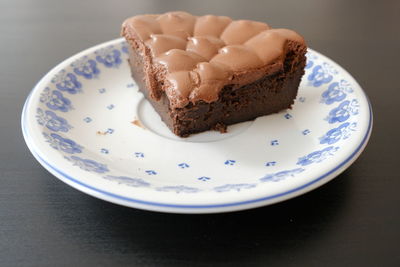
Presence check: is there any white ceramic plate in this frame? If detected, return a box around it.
[21,38,372,213]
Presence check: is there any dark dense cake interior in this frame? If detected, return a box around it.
[122,11,307,137]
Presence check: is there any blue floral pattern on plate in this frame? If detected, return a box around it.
[321,80,353,105]
[40,87,73,112]
[214,184,256,192]
[326,99,359,123]
[157,186,200,193]
[64,155,109,173]
[297,146,339,166]
[320,122,357,145]
[51,70,82,94]
[308,62,338,87]
[260,168,305,182]
[95,46,122,68]
[71,56,100,79]
[36,108,72,132]
[43,132,83,154]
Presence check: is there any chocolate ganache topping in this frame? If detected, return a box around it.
[122,11,305,108]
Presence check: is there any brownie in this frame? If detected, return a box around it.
[121,11,307,137]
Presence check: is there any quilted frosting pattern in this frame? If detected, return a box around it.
[122,11,305,108]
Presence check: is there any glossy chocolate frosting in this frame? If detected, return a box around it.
[122,11,306,108]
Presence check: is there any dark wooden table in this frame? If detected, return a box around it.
[1,0,399,266]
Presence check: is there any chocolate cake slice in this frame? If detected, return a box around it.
[121,11,307,137]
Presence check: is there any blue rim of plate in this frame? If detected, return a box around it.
[21,41,373,210]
